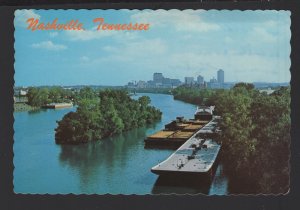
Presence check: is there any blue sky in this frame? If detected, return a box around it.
[14,9,291,86]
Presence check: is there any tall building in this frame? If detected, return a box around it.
[197,75,204,85]
[210,78,218,83]
[170,79,181,87]
[153,73,164,84]
[208,77,220,89]
[163,77,171,85]
[185,77,194,85]
[217,69,224,84]
[137,80,147,88]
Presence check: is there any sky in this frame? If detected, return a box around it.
[14,9,291,86]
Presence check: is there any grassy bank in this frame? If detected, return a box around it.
[14,103,39,112]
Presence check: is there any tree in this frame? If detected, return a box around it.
[249,87,290,193]
[173,85,290,193]
[27,86,73,106]
[233,82,255,91]
[27,87,49,106]
[55,89,162,144]
[138,96,151,107]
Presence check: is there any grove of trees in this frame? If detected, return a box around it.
[27,86,74,107]
[55,88,162,144]
[173,84,290,194]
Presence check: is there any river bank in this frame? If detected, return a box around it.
[14,103,39,112]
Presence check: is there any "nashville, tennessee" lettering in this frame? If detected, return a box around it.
[26,18,84,31]
[26,18,149,31]
[93,18,149,31]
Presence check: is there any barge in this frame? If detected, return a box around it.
[149,106,222,177]
[42,103,73,109]
[144,118,208,148]
[151,118,221,177]
[144,106,217,148]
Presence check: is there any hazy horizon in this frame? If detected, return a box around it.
[14,80,290,88]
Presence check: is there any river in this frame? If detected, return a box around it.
[13,93,228,195]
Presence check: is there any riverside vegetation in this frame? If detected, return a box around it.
[55,88,162,144]
[26,86,75,106]
[19,86,172,109]
[14,86,75,111]
[173,83,290,194]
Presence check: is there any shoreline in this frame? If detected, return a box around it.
[14,103,39,112]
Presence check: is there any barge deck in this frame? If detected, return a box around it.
[151,118,221,176]
[144,118,210,148]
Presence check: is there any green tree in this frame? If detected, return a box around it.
[173,84,290,193]
[233,82,255,91]
[55,89,162,144]
[27,87,49,106]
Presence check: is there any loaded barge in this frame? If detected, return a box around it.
[42,103,73,109]
[145,106,217,148]
[147,106,222,177]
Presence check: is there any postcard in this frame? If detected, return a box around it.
[13,9,291,195]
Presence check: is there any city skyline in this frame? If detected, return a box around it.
[14,10,291,86]
[126,70,289,90]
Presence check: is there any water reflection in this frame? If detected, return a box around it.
[208,164,228,195]
[58,126,150,192]
[28,108,48,115]
[151,175,211,194]
[151,162,229,195]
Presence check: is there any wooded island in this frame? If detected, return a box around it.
[55,88,162,144]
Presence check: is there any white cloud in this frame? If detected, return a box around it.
[65,26,140,42]
[100,38,167,62]
[263,20,277,28]
[130,10,220,32]
[224,36,234,43]
[65,10,220,42]
[31,41,67,51]
[80,56,90,62]
[102,46,117,53]
[65,27,117,41]
[91,48,290,83]
[164,52,290,83]
[251,27,277,43]
[14,9,40,27]
[49,32,58,38]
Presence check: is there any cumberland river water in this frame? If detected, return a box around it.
[14,93,228,194]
